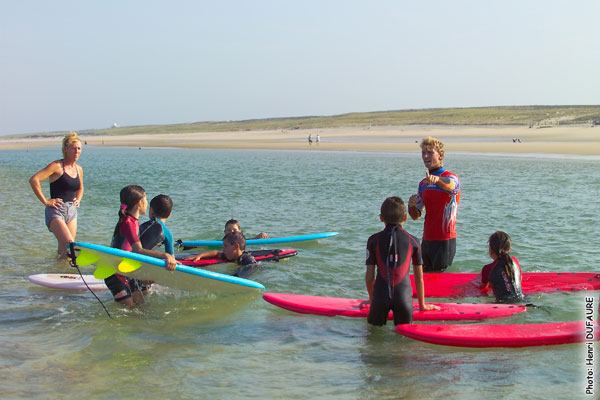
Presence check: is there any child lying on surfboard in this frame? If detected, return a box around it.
[184,231,259,278]
[480,231,524,303]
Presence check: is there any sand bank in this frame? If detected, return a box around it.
[1,125,599,155]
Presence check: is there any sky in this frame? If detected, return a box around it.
[1,1,599,135]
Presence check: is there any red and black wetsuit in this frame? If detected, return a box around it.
[414,167,460,272]
[366,224,422,325]
[105,215,144,301]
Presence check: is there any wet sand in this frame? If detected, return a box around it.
[1,125,599,155]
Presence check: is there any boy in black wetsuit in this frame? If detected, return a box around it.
[184,231,258,278]
[139,194,175,254]
[364,196,439,326]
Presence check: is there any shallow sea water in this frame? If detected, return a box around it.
[0,146,599,399]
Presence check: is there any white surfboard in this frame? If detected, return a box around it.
[28,273,108,291]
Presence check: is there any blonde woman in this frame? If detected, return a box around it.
[29,132,84,258]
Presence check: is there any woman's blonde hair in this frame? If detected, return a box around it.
[62,131,80,158]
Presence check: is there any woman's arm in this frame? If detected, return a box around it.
[29,161,61,208]
[74,165,84,207]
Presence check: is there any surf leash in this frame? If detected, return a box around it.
[68,242,112,319]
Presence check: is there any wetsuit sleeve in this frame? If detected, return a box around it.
[121,218,140,248]
[239,252,257,266]
[366,234,376,265]
[163,225,174,255]
[480,262,494,286]
[444,172,460,195]
[410,235,423,266]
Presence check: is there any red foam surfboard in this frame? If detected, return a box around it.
[396,321,599,347]
[263,293,526,321]
[410,272,600,298]
[177,248,297,266]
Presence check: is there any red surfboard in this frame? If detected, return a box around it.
[410,272,600,298]
[396,321,599,347]
[263,293,526,321]
[176,248,297,266]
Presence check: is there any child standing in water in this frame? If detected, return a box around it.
[139,194,175,254]
[363,196,439,326]
[480,231,524,303]
[105,185,177,307]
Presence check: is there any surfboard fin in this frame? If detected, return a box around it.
[76,250,101,266]
[93,264,117,279]
[118,258,142,273]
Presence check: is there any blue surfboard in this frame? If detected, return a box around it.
[179,232,339,248]
[73,242,265,293]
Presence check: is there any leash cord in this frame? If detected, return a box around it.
[68,243,112,319]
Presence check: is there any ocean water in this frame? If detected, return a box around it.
[0,146,598,399]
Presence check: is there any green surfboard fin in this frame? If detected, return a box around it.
[93,264,117,279]
[118,258,142,273]
[76,250,100,266]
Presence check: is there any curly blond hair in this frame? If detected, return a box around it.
[419,136,445,158]
[62,131,80,158]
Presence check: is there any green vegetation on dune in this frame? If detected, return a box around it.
[13,105,600,138]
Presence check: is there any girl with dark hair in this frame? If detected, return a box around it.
[480,231,524,303]
[104,185,177,307]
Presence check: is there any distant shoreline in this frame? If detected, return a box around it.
[1,125,599,156]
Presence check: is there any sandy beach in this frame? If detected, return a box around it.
[1,125,599,155]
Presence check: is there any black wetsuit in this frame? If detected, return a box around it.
[489,258,524,303]
[366,224,422,325]
[139,218,165,251]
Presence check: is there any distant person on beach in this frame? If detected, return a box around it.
[480,231,524,303]
[224,219,269,240]
[408,137,460,272]
[29,132,84,259]
[316,134,320,144]
[184,231,259,278]
[105,185,176,307]
[139,194,175,255]
[308,134,313,146]
[363,196,439,326]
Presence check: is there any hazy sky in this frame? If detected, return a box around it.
[1,1,599,135]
